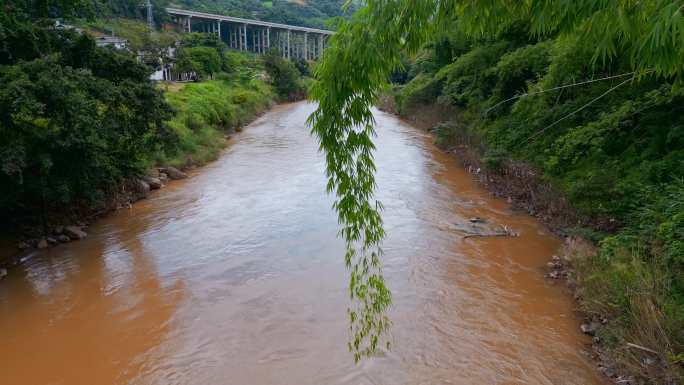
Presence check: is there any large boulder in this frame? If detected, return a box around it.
[143,176,163,190]
[133,179,150,200]
[64,226,87,240]
[580,321,601,336]
[37,238,48,249]
[161,166,187,180]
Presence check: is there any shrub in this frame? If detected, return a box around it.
[0,48,173,222]
[262,49,305,100]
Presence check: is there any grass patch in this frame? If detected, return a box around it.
[155,77,274,169]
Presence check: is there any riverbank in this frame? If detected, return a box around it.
[1,77,276,269]
[379,95,581,235]
[380,93,681,384]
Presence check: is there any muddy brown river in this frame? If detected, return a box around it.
[0,102,605,385]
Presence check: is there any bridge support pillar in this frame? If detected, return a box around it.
[267,27,270,53]
[304,32,308,60]
[241,24,247,51]
[318,35,324,59]
[167,9,332,60]
[287,30,291,59]
[232,25,237,49]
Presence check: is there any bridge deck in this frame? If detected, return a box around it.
[166,8,334,35]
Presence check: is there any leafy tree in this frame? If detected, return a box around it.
[0,54,173,221]
[262,48,303,100]
[0,3,175,228]
[292,57,310,76]
[177,33,232,75]
[180,32,225,49]
[0,0,93,19]
[177,46,222,79]
[174,48,202,79]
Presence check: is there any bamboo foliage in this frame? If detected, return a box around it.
[307,1,435,361]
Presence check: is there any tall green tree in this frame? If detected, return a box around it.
[262,49,304,100]
[176,46,222,79]
[0,3,175,227]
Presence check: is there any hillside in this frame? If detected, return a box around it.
[86,0,351,30]
[169,0,354,29]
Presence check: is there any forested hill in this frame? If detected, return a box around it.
[86,0,352,29]
[169,0,355,29]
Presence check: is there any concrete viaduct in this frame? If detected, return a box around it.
[166,8,334,60]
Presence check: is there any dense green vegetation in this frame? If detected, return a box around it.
[394,30,684,382]
[311,0,684,379]
[0,0,292,231]
[0,4,174,227]
[262,48,307,100]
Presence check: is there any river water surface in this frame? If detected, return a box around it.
[0,102,605,385]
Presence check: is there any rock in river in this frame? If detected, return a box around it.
[580,321,601,336]
[133,179,150,200]
[37,238,48,249]
[161,166,187,180]
[64,226,87,240]
[143,176,163,190]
